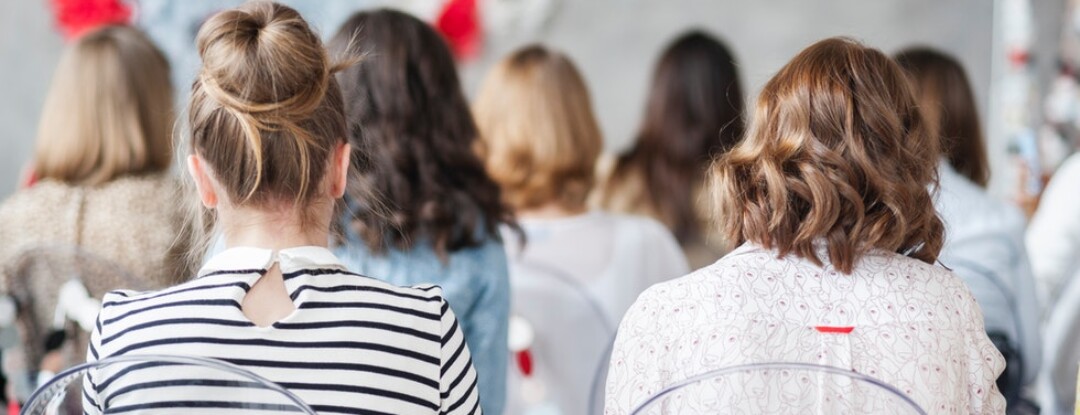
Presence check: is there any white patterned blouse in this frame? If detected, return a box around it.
[604,242,1006,414]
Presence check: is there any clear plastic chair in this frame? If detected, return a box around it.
[506,260,615,415]
[939,232,1034,411]
[4,245,151,402]
[21,354,317,415]
[630,362,927,415]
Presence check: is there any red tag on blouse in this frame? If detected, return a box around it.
[815,326,855,334]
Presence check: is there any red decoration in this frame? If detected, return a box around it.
[435,0,481,60]
[51,0,133,41]
[515,349,533,377]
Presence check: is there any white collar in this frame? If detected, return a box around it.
[198,246,346,278]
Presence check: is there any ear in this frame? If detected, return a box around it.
[187,155,219,208]
[329,142,351,199]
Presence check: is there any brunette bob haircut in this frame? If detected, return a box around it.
[711,37,944,274]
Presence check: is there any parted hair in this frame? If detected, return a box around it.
[894,47,990,187]
[329,9,512,258]
[711,37,944,274]
[188,1,349,213]
[33,25,173,186]
[473,45,603,211]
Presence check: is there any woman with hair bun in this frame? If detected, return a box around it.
[605,38,1005,414]
[83,3,482,414]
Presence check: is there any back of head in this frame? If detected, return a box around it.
[474,45,603,211]
[895,47,989,187]
[34,25,173,186]
[712,37,943,274]
[188,1,347,211]
[329,9,510,256]
[604,30,744,242]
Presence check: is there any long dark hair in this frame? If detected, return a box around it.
[894,47,989,187]
[329,9,512,257]
[600,30,744,243]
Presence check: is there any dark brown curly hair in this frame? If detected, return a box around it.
[329,9,513,258]
[711,37,944,274]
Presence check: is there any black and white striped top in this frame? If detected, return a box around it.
[83,246,482,415]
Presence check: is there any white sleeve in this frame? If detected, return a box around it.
[1027,154,1080,304]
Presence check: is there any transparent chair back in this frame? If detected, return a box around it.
[21,354,316,415]
[5,245,151,401]
[938,232,1024,345]
[630,362,927,415]
[506,260,615,415]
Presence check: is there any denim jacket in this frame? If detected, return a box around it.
[334,223,509,415]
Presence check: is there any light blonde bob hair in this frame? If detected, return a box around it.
[711,37,944,274]
[33,25,174,186]
[473,45,603,210]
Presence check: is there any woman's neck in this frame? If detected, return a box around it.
[220,205,331,251]
[517,201,588,220]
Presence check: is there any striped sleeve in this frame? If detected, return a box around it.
[438,298,482,414]
[82,302,107,415]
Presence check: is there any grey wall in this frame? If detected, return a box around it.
[460,0,998,155]
[0,0,63,198]
[0,1,1059,199]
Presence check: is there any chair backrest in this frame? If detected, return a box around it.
[937,232,1028,404]
[21,354,317,415]
[938,232,1022,341]
[506,260,615,415]
[629,362,927,415]
[5,244,148,401]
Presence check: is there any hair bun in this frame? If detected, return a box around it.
[195,1,330,119]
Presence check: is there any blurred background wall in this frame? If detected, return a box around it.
[0,0,1065,199]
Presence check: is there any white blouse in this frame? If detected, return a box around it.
[1027,152,1080,306]
[604,243,1006,414]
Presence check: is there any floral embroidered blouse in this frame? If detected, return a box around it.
[604,242,1006,414]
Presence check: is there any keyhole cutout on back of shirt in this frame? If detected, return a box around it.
[241,263,297,327]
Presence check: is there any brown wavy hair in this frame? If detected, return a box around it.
[711,37,944,274]
[329,9,512,257]
[187,1,349,223]
[598,30,744,243]
[895,47,989,187]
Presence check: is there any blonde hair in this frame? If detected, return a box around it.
[473,45,603,210]
[33,25,173,186]
[188,1,349,211]
[711,37,944,274]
